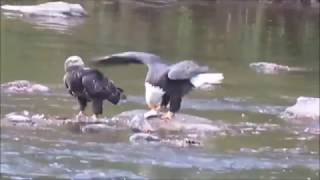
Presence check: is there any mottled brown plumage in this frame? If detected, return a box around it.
[64,56,125,119]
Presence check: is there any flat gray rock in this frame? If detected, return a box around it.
[111,109,223,134]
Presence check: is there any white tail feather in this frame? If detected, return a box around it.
[190,73,224,89]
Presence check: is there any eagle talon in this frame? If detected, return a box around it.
[143,128,153,134]
[76,111,87,121]
[160,106,169,112]
[90,114,99,122]
[161,111,174,121]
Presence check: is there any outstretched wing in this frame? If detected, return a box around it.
[167,60,209,80]
[81,69,123,105]
[92,51,167,67]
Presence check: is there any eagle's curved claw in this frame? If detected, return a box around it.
[160,106,169,112]
[76,111,87,121]
[91,114,98,121]
[161,111,174,121]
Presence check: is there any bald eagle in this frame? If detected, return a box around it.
[63,56,126,120]
[93,52,223,120]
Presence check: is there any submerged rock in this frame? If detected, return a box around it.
[1,80,50,94]
[129,133,161,143]
[129,133,201,147]
[249,62,308,74]
[281,96,319,121]
[1,2,88,18]
[80,123,116,133]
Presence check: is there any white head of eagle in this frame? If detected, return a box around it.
[64,55,85,72]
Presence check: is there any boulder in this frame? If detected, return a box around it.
[281,97,319,121]
[1,1,88,18]
[249,62,308,74]
[1,80,50,94]
[111,109,223,135]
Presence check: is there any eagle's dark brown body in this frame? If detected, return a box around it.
[64,59,125,117]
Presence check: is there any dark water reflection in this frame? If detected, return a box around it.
[1,0,319,179]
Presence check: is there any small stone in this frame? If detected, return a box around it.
[129,133,160,143]
[241,113,245,118]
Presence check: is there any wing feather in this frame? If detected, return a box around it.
[167,60,209,80]
[92,51,167,67]
[81,69,122,104]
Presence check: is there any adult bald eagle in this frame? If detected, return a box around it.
[93,52,223,120]
[63,56,126,120]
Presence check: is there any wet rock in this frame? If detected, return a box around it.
[281,96,319,121]
[2,111,68,127]
[112,109,223,135]
[249,62,308,74]
[4,111,32,123]
[129,133,161,143]
[1,2,88,18]
[1,80,50,94]
[2,110,119,132]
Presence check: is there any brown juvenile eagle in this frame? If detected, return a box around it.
[63,56,125,120]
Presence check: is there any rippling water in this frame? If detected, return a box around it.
[1,0,319,179]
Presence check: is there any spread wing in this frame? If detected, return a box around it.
[92,51,168,67]
[167,60,209,80]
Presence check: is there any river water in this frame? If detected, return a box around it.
[1,0,319,179]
